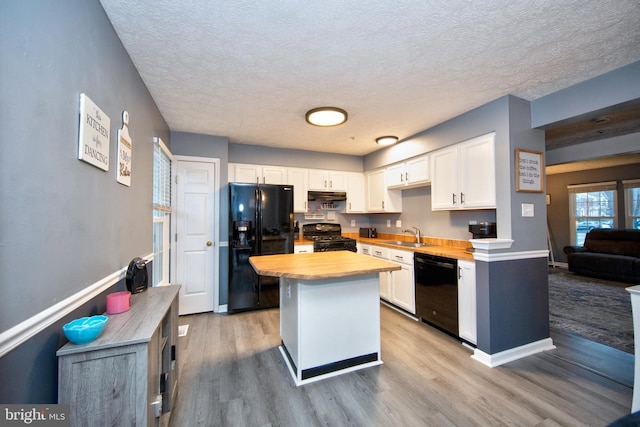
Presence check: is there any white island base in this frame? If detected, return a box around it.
[279,273,382,386]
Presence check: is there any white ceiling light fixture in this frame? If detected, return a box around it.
[376,136,398,146]
[305,107,348,127]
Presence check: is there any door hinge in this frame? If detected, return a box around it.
[175,175,178,184]
[175,233,178,242]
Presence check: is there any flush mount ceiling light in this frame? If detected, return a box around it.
[305,107,348,127]
[376,136,398,146]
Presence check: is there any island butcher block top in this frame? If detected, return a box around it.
[249,251,401,280]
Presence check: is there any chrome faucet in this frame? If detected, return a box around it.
[403,227,422,243]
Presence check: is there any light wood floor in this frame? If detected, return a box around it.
[169,305,632,426]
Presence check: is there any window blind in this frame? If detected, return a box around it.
[153,138,172,213]
[567,181,617,193]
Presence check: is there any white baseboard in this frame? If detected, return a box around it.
[0,253,153,358]
[471,338,556,367]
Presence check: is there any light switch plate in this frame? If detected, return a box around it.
[522,203,534,217]
[396,220,402,228]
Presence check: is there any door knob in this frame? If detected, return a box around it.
[206,241,213,246]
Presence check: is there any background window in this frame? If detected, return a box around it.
[623,179,640,230]
[568,181,617,245]
[153,138,173,286]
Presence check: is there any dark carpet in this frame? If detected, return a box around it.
[548,268,634,354]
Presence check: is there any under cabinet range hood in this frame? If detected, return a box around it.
[307,191,347,201]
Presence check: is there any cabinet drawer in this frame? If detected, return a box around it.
[371,245,389,259]
[389,249,413,265]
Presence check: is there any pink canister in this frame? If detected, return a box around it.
[106,291,131,314]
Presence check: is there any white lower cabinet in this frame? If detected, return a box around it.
[367,245,415,314]
[457,260,477,344]
[370,246,391,301]
[294,244,313,254]
[358,243,371,256]
[388,249,415,314]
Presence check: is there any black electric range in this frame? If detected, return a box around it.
[302,223,357,252]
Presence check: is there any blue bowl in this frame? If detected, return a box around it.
[63,315,108,345]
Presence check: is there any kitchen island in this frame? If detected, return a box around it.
[249,251,401,386]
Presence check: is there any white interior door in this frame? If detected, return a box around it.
[174,157,219,315]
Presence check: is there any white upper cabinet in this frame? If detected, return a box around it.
[346,172,365,213]
[366,169,402,213]
[431,133,495,210]
[386,154,430,190]
[308,170,347,191]
[287,167,309,213]
[229,163,287,184]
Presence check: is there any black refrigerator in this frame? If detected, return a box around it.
[228,183,294,312]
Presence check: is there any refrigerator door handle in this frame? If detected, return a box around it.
[255,187,261,255]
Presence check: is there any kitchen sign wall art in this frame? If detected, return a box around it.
[516,148,544,192]
[78,93,110,171]
[116,111,132,186]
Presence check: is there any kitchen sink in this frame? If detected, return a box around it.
[381,240,433,248]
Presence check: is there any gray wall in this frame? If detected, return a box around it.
[0,0,169,402]
[229,143,364,171]
[531,61,640,128]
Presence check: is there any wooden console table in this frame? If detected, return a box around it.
[57,285,180,427]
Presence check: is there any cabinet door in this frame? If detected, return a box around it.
[430,147,458,210]
[459,134,495,209]
[366,169,386,211]
[406,154,429,186]
[386,163,405,189]
[262,166,287,184]
[391,264,415,314]
[308,170,328,190]
[233,164,261,184]
[379,271,391,302]
[458,260,477,344]
[287,168,308,213]
[328,171,347,191]
[346,173,365,213]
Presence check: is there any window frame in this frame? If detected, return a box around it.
[623,179,640,229]
[153,137,173,287]
[567,181,617,245]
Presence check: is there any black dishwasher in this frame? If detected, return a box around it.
[414,253,459,337]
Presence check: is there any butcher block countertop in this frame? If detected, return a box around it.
[249,251,401,280]
[354,236,475,262]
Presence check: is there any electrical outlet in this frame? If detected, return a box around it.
[350,219,356,227]
[396,220,402,228]
[387,219,391,227]
[522,203,534,217]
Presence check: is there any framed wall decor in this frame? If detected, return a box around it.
[516,148,544,192]
[78,93,110,171]
[116,111,132,186]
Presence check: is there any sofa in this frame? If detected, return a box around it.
[564,228,640,284]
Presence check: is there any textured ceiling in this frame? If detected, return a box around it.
[99,0,640,156]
